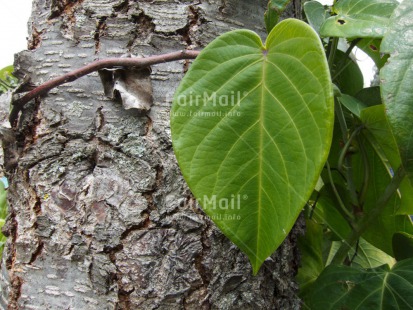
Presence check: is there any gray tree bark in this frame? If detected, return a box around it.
[0,0,304,309]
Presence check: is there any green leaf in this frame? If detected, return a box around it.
[361,105,413,215]
[357,38,389,69]
[313,186,352,241]
[0,182,7,221]
[319,0,399,38]
[350,238,395,269]
[325,238,395,269]
[0,66,14,80]
[338,94,367,118]
[355,86,382,106]
[297,219,325,296]
[264,0,292,33]
[0,65,18,94]
[380,0,413,185]
[352,134,413,255]
[304,1,329,35]
[393,232,413,261]
[361,105,400,168]
[0,183,7,257]
[333,50,363,96]
[305,258,413,309]
[171,19,334,274]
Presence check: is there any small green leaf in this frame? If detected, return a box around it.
[350,238,395,269]
[380,0,413,185]
[355,86,382,106]
[0,65,18,94]
[297,219,325,296]
[313,186,352,241]
[171,19,334,274]
[0,182,7,219]
[393,232,413,261]
[320,0,399,38]
[338,94,367,118]
[264,0,292,33]
[357,38,389,69]
[361,105,400,168]
[305,259,413,309]
[304,1,329,34]
[0,66,14,80]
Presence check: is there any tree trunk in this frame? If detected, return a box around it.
[0,0,304,309]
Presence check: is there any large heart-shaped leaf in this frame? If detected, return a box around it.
[380,0,413,185]
[171,19,333,274]
[304,258,413,309]
[320,0,399,38]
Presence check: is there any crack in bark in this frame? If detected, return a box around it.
[127,12,155,50]
[113,0,129,14]
[8,276,22,310]
[95,106,105,133]
[49,0,85,20]
[28,26,44,51]
[218,0,227,15]
[3,200,21,309]
[31,196,45,260]
[28,241,44,265]
[144,114,153,136]
[94,17,108,54]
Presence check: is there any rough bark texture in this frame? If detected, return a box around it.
[0,0,304,309]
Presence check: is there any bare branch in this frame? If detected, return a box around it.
[9,50,200,126]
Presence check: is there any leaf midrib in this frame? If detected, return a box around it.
[255,55,266,271]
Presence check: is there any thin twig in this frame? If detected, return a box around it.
[331,166,406,265]
[9,50,200,126]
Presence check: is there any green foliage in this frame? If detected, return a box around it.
[333,50,364,96]
[319,0,399,38]
[357,39,389,69]
[170,0,413,306]
[305,258,413,309]
[361,105,413,216]
[392,232,413,261]
[264,0,292,33]
[0,65,18,94]
[380,1,413,185]
[303,0,329,35]
[171,19,333,274]
[0,182,8,254]
[337,94,367,117]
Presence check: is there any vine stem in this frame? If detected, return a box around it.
[335,98,360,209]
[331,166,406,265]
[326,161,355,221]
[9,49,200,126]
[337,125,363,173]
[327,37,339,72]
